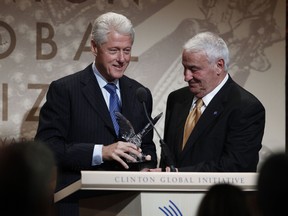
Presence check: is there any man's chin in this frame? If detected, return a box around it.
[189,88,204,97]
[110,70,125,79]
[188,86,198,93]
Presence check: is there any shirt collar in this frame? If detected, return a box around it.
[194,73,229,107]
[92,61,120,89]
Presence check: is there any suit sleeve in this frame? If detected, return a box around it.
[35,81,95,171]
[179,98,265,172]
[160,92,176,169]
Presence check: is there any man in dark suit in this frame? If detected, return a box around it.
[155,31,265,172]
[35,12,156,215]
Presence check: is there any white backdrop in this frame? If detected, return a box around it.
[0,0,286,166]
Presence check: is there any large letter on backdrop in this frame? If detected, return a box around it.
[36,22,57,60]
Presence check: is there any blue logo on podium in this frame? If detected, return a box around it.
[159,200,183,216]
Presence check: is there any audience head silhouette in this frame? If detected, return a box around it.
[257,152,288,216]
[0,140,56,216]
[196,183,251,216]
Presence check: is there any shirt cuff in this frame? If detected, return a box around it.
[92,144,103,166]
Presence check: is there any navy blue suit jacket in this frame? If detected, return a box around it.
[35,64,157,190]
[160,76,265,172]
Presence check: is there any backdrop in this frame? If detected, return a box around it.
[0,0,286,167]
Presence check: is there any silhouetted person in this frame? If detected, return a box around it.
[257,152,288,216]
[0,141,57,216]
[196,183,251,216]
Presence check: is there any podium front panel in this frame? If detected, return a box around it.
[54,171,258,216]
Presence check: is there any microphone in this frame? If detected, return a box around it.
[136,87,176,172]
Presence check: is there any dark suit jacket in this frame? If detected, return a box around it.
[35,64,157,191]
[160,76,265,172]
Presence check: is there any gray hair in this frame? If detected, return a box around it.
[183,32,229,71]
[91,12,135,45]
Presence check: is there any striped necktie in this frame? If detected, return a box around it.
[182,98,203,149]
[104,83,121,135]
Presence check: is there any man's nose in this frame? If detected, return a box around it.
[117,51,125,62]
[184,70,193,82]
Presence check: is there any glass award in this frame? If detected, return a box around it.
[115,112,162,162]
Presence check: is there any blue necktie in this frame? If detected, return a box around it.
[104,83,121,135]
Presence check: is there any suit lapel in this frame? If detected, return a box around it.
[173,91,194,156]
[119,76,134,118]
[80,66,115,134]
[180,78,232,159]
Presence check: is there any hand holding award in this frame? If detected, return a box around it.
[115,112,162,163]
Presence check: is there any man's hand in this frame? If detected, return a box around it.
[102,141,143,169]
[149,167,178,172]
[148,168,162,172]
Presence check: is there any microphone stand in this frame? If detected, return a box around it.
[141,102,176,172]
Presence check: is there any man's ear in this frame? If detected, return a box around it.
[91,40,97,56]
[216,59,225,75]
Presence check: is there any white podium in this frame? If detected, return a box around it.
[54,171,258,216]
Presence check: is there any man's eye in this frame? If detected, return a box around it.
[108,49,118,54]
[124,49,131,54]
[189,67,199,72]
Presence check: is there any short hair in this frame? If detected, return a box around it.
[0,141,56,216]
[183,32,229,71]
[91,12,135,45]
[196,183,250,216]
[257,153,288,216]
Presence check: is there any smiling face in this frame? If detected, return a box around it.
[182,50,226,98]
[91,30,133,82]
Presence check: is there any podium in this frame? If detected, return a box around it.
[54,171,258,216]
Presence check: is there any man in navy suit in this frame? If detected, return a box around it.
[153,32,265,172]
[35,12,157,215]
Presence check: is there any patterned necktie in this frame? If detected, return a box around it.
[182,98,203,149]
[104,83,121,136]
